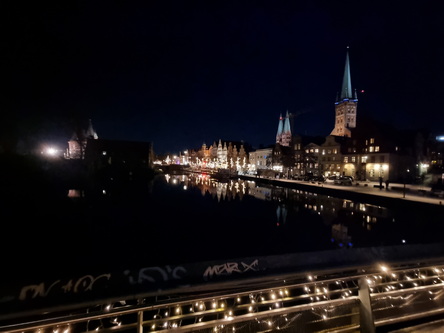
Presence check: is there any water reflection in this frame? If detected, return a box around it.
[165,173,247,201]
[163,173,403,250]
[57,172,443,274]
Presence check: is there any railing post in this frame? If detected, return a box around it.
[137,299,144,333]
[359,277,376,333]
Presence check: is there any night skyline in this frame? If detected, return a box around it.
[4,1,444,155]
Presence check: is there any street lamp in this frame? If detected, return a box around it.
[403,169,410,198]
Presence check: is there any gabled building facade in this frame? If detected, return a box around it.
[249,147,273,172]
[187,139,251,172]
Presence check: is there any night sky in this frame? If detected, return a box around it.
[4,1,444,155]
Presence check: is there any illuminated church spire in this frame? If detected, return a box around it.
[281,110,292,146]
[276,111,292,146]
[341,48,353,99]
[283,110,291,134]
[331,47,358,137]
[85,118,98,139]
[276,113,284,144]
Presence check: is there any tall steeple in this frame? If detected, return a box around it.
[330,47,358,137]
[341,47,353,99]
[276,113,284,144]
[283,110,291,134]
[85,118,98,139]
[281,110,292,146]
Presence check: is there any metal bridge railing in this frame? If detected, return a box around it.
[2,263,444,333]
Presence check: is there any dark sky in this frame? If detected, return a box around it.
[4,1,444,155]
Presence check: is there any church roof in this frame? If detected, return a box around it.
[283,110,291,134]
[340,47,356,100]
[276,113,284,137]
[84,119,98,139]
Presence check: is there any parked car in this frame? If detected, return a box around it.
[334,176,353,185]
[303,173,315,181]
[325,175,338,184]
[310,175,325,183]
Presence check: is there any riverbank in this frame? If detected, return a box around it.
[238,174,444,207]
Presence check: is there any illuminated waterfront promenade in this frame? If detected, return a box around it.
[238,175,444,207]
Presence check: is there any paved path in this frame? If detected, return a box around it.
[256,177,444,206]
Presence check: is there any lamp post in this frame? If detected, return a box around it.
[403,169,410,198]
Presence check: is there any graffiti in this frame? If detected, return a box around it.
[62,274,111,293]
[19,280,60,301]
[203,259,259,280]
[124,265,187,285]
[19,273,111,301]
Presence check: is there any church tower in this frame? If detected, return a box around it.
[330,47,358,137]
[66,118,99,159]
[276,111,292,146]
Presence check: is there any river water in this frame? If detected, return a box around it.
[4,172,444,285]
